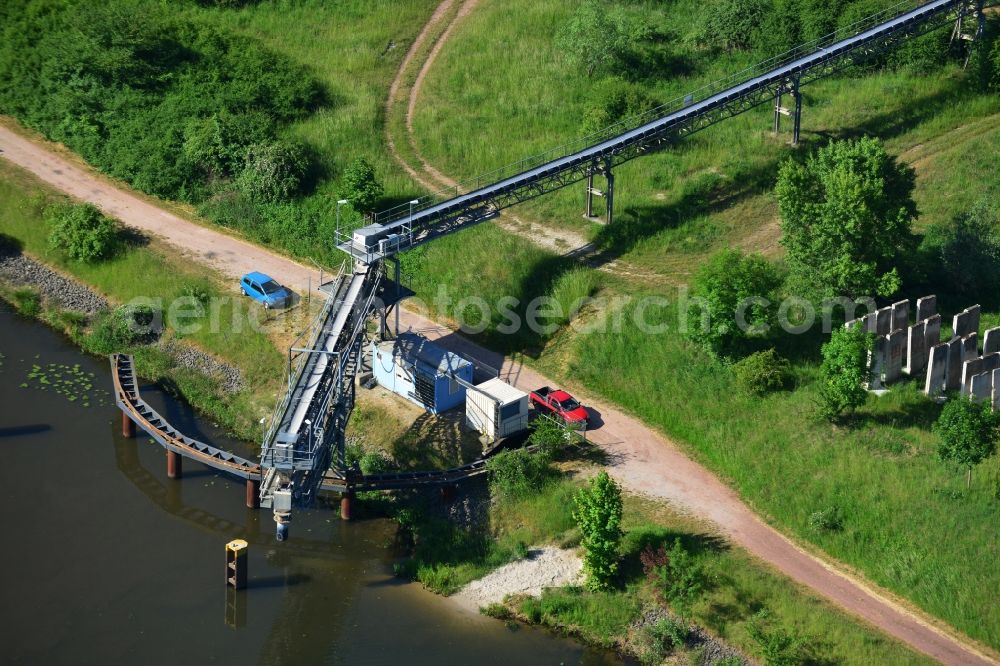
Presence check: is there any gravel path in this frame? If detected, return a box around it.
[1,117,994,665]
[452,547,583,611]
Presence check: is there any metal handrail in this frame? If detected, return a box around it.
[261,261,348,451]
[369,0,972,229]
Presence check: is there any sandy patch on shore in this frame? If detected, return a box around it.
[452,547,583,612]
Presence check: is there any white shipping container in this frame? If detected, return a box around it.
[465,378,529,440]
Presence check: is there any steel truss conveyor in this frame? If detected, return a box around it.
[338,0,986,263]
[257,261,383,539]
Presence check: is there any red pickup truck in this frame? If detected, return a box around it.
[530,387,589,429]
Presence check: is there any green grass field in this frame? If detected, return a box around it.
[402,0,1000,650]
[412,0,1000,280]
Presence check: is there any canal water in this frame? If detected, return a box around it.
[0,303,621,666]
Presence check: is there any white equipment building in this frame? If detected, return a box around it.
[465,377,529,441]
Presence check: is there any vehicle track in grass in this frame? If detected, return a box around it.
[383,0,665,284]
[1,77,997,666]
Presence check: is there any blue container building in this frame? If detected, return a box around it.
[371,333,473,414]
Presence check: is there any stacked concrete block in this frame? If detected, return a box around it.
[962,357,987,396]
[952,305,981,339]
[970,372,993,403]
[875,306,892,335]
[924,314,942,350]
[963,333,978,361]
[946,337,966,391]
[842,296,992,398]
[984,327,1000,355]
[925,343,949,395]
[891,300,909,332]
[884,329,906,383]
[967,305,981,337]
[916,295,937,322]
[953,310,971,339]
[868,337,887,390]
[994,369,1000,411]
[904,321,928,375]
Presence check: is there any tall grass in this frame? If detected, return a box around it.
[400,222,601,352]
[412,0,1000,280]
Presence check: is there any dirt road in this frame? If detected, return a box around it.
[0,125,994,666]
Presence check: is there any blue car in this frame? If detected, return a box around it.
[240,272,291,309]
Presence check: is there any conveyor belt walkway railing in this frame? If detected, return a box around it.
[337,0,986,263]
[112,353,493,491]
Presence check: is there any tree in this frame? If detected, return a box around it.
[776,137,916,301]
[921,199,1000,307]
[47,203,119,263]
[818,324,873,420]
[699,0,771,51]
[486,448,555,500]
[933,399,998,488]
[688,249,784,356]
[573,470,623,590]
[641,538,704,619]
[342,157,384,212]
[555,0,650,78]
[237,140,310,204]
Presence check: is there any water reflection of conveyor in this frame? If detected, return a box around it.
[112,431,366,661]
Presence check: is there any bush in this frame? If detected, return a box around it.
[182,111,274,182]
[180,281,211,305]
[746,610,807,666]
[581,78,658,134]
[528,415,573,458]
[732,348,791,395]
[574,470,623,590]
[85,303,160,353]
[808,506,844,532]
[486,448,555,499]
[342,157,384,213]
[10,287,42,317]
[359,450,395,475]
[47,203,119,263]
[237,140,310,204]
[698,0,770,51]
[688,249,784,357]
[556,0,651,77]
[641,539,704,618]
